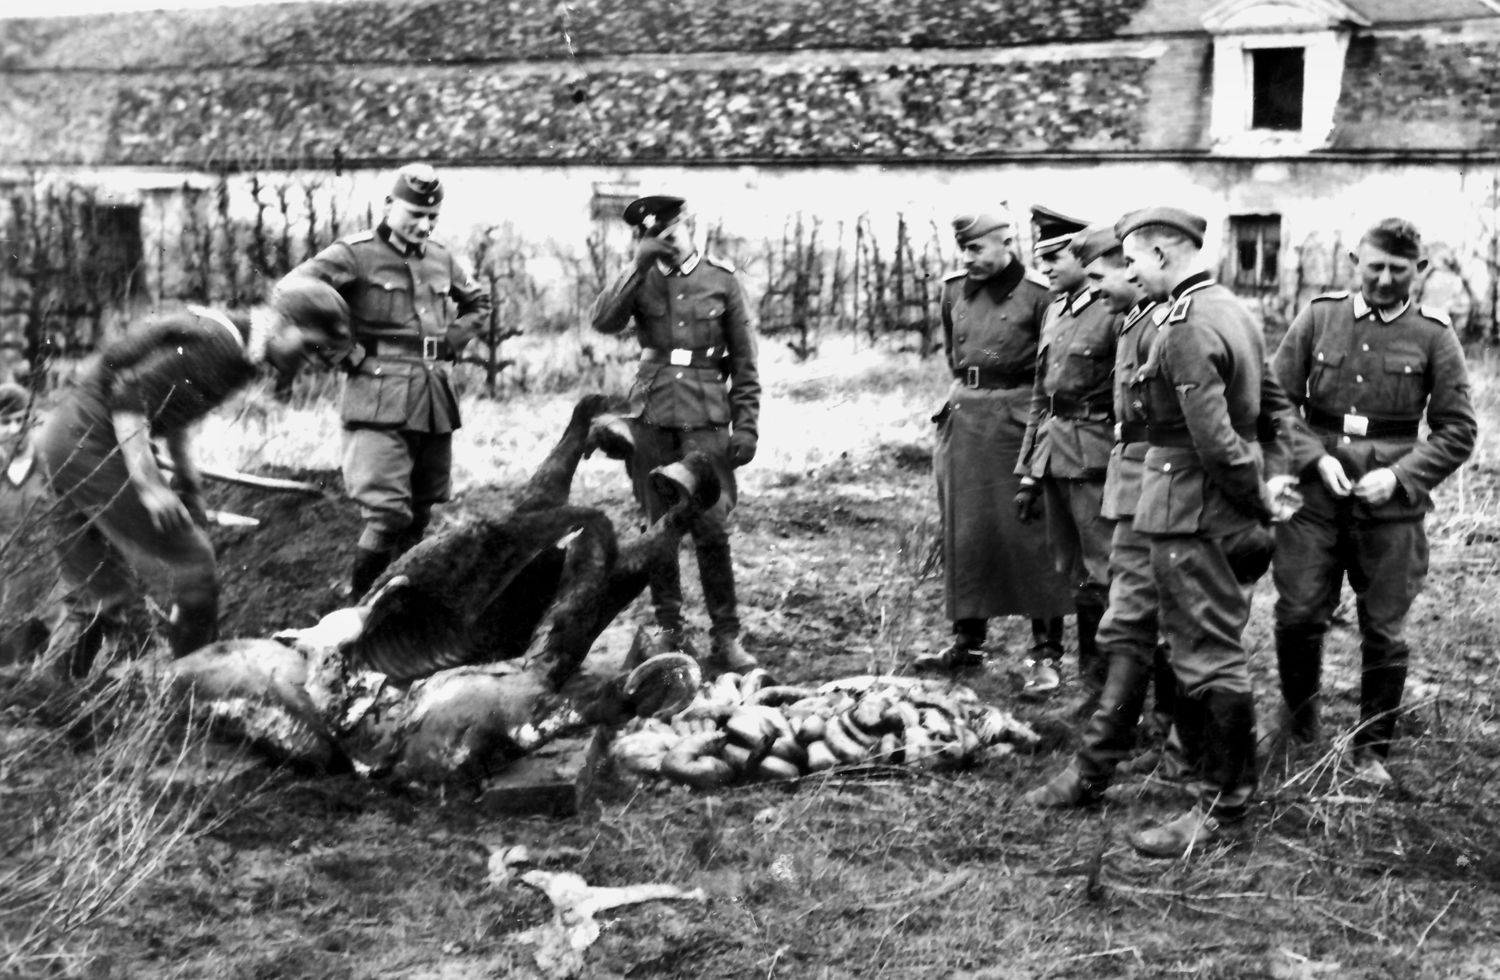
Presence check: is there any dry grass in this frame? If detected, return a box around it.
[5,335,1500,977]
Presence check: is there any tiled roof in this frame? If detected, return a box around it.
[1,0,1152,70]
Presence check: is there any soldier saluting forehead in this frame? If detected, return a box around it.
[591,194,762,673]
[289,163,492,599]
[1269,218,1476,786]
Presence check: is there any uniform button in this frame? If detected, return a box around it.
[1132,400,1143,410]
[957,334,966,342]
[677,294,685,300]
[1362,344,1370,351]
[675,372,683,379]
[1162,462,1172,472]
[1404,366,1412,374]
[418,307,427,314]
[1342,436,1351,444]
[1001,314,1008,320]
[1316,352,1324,361]
[1355,375,1363,383]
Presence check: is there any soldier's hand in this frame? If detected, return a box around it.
[1316,454,1352,498]
[728,430,758,468]
[1353,467,1399,506]
[1014,483,1043,524]
[1263,474,1304,523]
[633,236,677,270]
[141,482,193,535]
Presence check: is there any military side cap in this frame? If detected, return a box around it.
[271,276,352,346]
[1115,206,1207,248]
[1070,224,1122,266]
[623,195,687,233]
[952,211,1010,245]
[391,163,444,207]
[0,382,29,421]
[1362,218,1422,260]
[1031,205,1090,256]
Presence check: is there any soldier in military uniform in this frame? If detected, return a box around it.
[288,164,492,598]
[1116,207,1303,857]
[916,211,1071,674]
[1015,206,1117,706]
[590,195,761,673]
[1024,226,1315,809]
[1270,218,1476,786]
[40,280,351,675]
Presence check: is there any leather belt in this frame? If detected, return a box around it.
[363,336,451,361]
[1305,405,1419,440]
[1148,423,1257,448]
[1048,392,1112,419]
[1115,420,1149,444]
[642,346,726,370]
[955,366,1033,390]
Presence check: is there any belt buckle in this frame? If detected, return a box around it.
[422,336,440,361]
[669,348,692,367]
[1343,413,1369,437]
[965,366,980,389]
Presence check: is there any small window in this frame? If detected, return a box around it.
[1249,47,1305,131]
[1231,214,1281,291]
[85,203,145,301]
[590,183,638,223]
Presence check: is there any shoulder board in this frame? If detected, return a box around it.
[943,269,967,282]
[341,229,376,244]
[1311,290,1350,302]
[705,255,736,273]
[1419,305,1452,326]
[1166,293,1192,323]
[1024,267,1049,288]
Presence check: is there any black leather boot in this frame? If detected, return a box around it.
[696,536,740,644]
[169,597,219,658]
[1073,597,1108,719]
[916,619,986,673]
[1073,646,1153,789]
[1274,625,1324,743]
[1355,641,1409,762]
[1149,641,1177,738]
[350,546,393,601]
[1200,689,1257,824]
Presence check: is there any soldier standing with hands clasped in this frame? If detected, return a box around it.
[917,210,1072,675]
[289,163,492,599]
[1269,218,1476,786]
[591,194,762,673]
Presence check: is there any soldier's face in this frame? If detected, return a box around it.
[1122,235,1171,302]
[654,217,697,266]
[1354,243,1424,311]
[961,232,1013,280]
[1088,260,1141,314]
[385,198,441,248]
[1039,247,1087,294]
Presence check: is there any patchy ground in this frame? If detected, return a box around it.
[7,347,1500,978]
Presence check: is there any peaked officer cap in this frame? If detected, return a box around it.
[1069,224,1123,267]
[952,211,1011,245]
[391,163,444,207]
[1031,205,1090,256]
[1115,206,1207,248]
[623,195,688,233]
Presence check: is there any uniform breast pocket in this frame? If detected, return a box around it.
[1308,349,1346,402]
[356,278,407,327]
[1065,341,1111,387]
[694,300,726,348]
[1382,351,1428,413]
[427,274,452,325]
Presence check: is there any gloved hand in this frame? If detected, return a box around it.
[729,429,758,468]
[633,236,677,271]
[1014,482,1043,524]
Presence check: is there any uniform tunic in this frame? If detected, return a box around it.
[1017,286,1119,603]
[293,224,490,545]
[1271,292,1476,652]
[0,440,56,664]
[591,252,761,636]
[936,261,1072,622]
[1133,274,1269,695]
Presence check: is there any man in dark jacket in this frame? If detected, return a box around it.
[1270,218,1476,786]
[917,210,1072,675]
[40,279,351,675]
[288,163,492,598]
[590,194,761,672]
